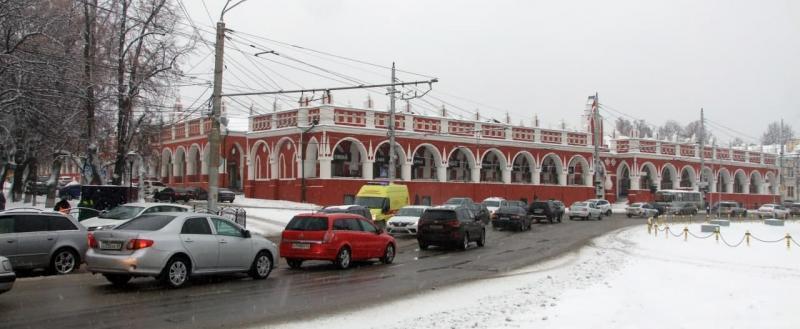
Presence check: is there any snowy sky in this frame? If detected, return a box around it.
[179,0,800,144]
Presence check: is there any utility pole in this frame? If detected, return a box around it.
[699,108,706,195]
[592,93,603,199]
[388,63,397,183]
[207,20,225,212]
[779,118,784,202]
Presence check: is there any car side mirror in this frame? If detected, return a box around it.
[242,229,251,238]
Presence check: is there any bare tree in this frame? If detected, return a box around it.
[657,120,683,140]
[633,119,653,138]
[761,121,794,145]
[615,118,632,137]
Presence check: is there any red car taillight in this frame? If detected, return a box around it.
[491,213,498,219]
[446,220,461,228]
[127,239,154,250]
[88,233,97,248]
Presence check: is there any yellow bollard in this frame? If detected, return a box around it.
[715,227,720,244]
[684,227,688,242]
[745,230,750,247]
[654,224,658,237]
[787,233,792,250]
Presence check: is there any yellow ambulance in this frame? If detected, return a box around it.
[355,182,409,222]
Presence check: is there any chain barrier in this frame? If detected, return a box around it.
[646,217,794,249]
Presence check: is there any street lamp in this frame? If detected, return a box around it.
[300,118,319,203]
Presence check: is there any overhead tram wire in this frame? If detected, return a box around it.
[222,56,297,112]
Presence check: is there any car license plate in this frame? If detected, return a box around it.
[100,241,122,250]
[292,243,310,250]
[535,209,543,213]
[428,225,443,230]
[499,217,509,220]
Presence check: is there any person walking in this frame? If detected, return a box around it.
[54,197,71,214]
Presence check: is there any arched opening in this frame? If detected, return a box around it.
[749,171,763,194]
[174,147,186,183]
[717,169,731,193]
[161,149,173,183]
[447,148,474,182]
[274,138,296,179]
[511,152,534,183]
[331,139,365,178]
[480,149,505,182]
[373,142,404,180]
[661,165,676,190]
[226,144,243,190]
[640,163,657,190]
[540,154,561,185]
[252,142,269,179]
[567,156,589,186]
[411,145,441,180]
[679,166,695,189]
[733,170,747,193]
[187,144,201,182]
[617,163,631,197]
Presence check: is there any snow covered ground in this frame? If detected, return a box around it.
[264,221,800,329]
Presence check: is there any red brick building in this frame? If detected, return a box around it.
[156,98,779,207]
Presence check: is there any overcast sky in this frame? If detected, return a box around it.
[180,0,800,144]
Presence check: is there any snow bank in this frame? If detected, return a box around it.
[263,221,800,329]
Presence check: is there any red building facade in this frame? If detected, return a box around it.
[157,101,780,207]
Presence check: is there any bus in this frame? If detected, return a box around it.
[654,190,702,215]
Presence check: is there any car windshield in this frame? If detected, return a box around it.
[285,217,329,231]
[99,205,145,220]
[445,198,468,205]
[396,207,425,217]
[483,201,501,207]
[421,209,456,220]
[354,196,388,209]
[115,214,176,231]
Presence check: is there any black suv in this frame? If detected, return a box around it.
[528,201,561,224]
[491,206,531,231]
[417,205,485,250]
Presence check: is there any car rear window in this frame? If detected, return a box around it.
[286,217,329,231]
[496,206,522,214]
[530,202,549,208]
[115,214,176,231]
[421,209,456,220]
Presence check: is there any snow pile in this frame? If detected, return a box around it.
[265,221,800,329]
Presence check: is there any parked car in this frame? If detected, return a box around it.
[280,213,396,270]
[186,186,208,200]
[86,212,277,288]
[626,202,660,218]
[443,197,475,207]
[470,203,491,224]
[507,200,527,208]
[482,197,508,215]
[218,188,236,203]
[0,209,88,274]
[80,203,191,231]
[57,176,73,188]
[141,180,167,195]
[33,176,50,195]
[757,204,789,219]
[153,187,192,202]
[568,201,603,221]
[528,200,561,223]
[668,203,698,216]
[0,256,15,294]
[790,203,800,216]
[321,205,373,220]
[491,206,531,231]
[709,201,748,217]
[417,205,485,250]
[587,199,612,216]
[386,205,430,235]
[58,182,81,200]
[551,200,566,220]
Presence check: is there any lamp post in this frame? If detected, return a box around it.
[125,151,145,203]
[300,118,319,203]
[128,158,133,202]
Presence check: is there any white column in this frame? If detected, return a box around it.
[501,166,511,184]
[362,160,374,180]
[471,166,481,183]
[319,158,332,179]
[270,158,278,179]
[401,162,411,181]
[710,177,717,193]
[437,165,447,183]
[743,182,750,194]
[532,166,541,184]
[585,170,594,187]
[559,171,567,186]
[630,174,641,190]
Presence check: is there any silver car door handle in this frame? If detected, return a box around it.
[219,239,227,244]
[184,238,194,243]
[6,240,13,243]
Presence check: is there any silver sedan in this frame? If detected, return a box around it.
[86,212,278,288]
[0,256,15,294]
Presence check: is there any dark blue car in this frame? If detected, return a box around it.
[58,184,81,200]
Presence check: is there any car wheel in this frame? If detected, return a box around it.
[626,214,632,218]
[249,251,272,280]
[606,210,612,216]
[335,247,351,269]
[477,229,486,247]
[598,213,603,221]
[161,256,190,288]
[50,248,78,274]
[459,233,470,250]
[104,274,132,286]
[558,215,563,223]
[286,258,303,269]
[381,244,395,264]
[418,240,429,250]
[569,216,575,221]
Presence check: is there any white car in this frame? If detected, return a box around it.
[481,197,508,215]
[141,180,167,195]
[757,204,789,219]
[387,205,430,235]
[626,203,659,218]
[569,202,603,221]
[81,203,192,231]
[0,256,15,294]
[587,199,612,216]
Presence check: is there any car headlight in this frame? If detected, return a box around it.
[2,260,11,272]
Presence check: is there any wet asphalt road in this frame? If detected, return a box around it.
[0,215,646,329]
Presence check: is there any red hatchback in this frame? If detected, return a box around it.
[280,213,396,269]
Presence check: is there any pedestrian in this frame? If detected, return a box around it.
[54,197,71,214]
